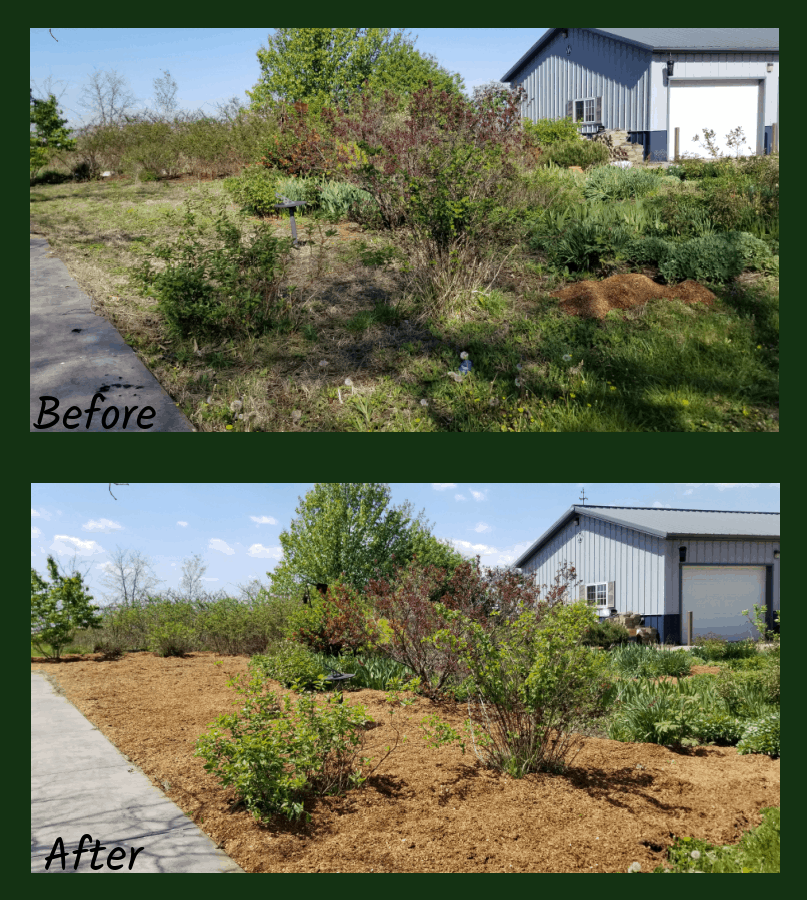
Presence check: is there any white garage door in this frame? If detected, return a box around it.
[682,566,766,642]
[669,80,760,160]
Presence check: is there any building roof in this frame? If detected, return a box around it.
[512,505,780,569]
[502,28,780,82]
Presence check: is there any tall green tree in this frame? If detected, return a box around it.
[31,556,103,659]
[268,483,463,597]
[30,90,76,175]
[247,28,464,113]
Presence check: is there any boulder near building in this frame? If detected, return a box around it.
[512,505,780,644]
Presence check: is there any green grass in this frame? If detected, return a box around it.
[648,806,779,873]
[30,153,778,431]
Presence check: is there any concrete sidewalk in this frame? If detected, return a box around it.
[30,234,194,432]
[31,672,243,873]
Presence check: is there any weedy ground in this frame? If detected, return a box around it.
[30,154,778,432]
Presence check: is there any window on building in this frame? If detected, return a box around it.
[586,583,607,606]
[575,98,596,123]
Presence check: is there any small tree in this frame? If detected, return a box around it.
[31,556,104,659]
[30,91,76,176]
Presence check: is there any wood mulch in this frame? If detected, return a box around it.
[31,650,778,873]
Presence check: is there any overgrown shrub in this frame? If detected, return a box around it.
[606,643,693,680]
[618,235,673,267]
[127,195,293,341]
[195,595,286,656]
[714,667,777,719]
[537,140,609,171]
[736,711,780,758]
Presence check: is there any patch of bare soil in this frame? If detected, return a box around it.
[31,651,778,873]
[550,273,716,320]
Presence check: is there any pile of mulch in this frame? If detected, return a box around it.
[550,273,716,320]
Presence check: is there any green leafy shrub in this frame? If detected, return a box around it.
[196,596,284,656]
[223,164,283,217]
[606,643,693,680]
[618,234,672,266]
[521,115,584,147]
[582,165,662,202]
[546,221,634,273]
[581,619,630,649]
[658,233,745,284]
[644,191,714,240]
[128,196,292,341]
[736,711,780,758]
[425,599,615,777]
[606,680,698,746]
[315,178,376,219]
[147,602,200,657]
[689,709,745,745]
[714,667,777,719]
[731,231,774,272]
[537,140,609,171]
[194,670,376,823]
[251,641,328,690]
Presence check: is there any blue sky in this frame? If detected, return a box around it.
[30,28,549,132]
[31,483,779,608]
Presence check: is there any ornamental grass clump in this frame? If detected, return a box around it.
[423,598,615,777]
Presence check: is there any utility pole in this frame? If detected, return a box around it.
[579,487,587,505]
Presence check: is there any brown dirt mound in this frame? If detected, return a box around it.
[550,273,716,320]
[31,651,778,874]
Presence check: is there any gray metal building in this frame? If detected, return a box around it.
[512,505,780,644]
[501,28,779,163]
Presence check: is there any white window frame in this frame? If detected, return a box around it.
[586,582,609,608]
[574,97,597,124]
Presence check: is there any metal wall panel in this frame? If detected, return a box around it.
[514,28,653,132]
[519,513,665,616]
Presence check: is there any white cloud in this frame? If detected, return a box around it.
[81,517,123,533]
[449,539,499,556]
[250,515,277,525]
[32,507,53,520]
[208,538,235,555]
[31,526,42,539]
[474,522,491,533]
[769,483,779,488]
[432,483,457,491]
[684,483,760,490]
[455,494,467,501]
[202,577,219,582]
[50,535,104,557]
[31,551,36,558]
[177,521,188,527]
[684,489,693,496]
[652,501,672,508]
[470,490,487,501]
[247,543,283,559]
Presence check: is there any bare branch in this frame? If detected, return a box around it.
[109,483,129,500]
[49,29,58,42]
